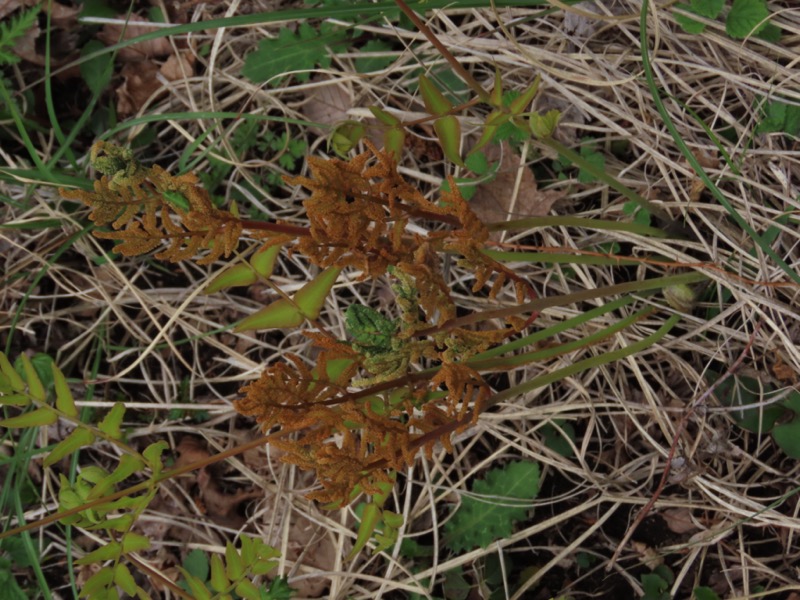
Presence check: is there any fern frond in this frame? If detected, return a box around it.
[0,7,38,67]
[62,142,246,264]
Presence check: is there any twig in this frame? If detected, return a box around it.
[606,320,764,570]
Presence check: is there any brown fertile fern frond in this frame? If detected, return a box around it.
[61,142,245,265]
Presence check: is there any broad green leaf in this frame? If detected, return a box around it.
[434,115,465,167]
[418,74,453,116]
[0,353,25,392]
[235,579,261,600]
[693,586,721,600]
[44,427,96,467]
[76,541,122,565]
[114,563,137,596]
[235,298,304,332]
[772,417,800,458]
[209,554,230,592]
[0,407,57,429]
[369,106,401,126]
[508,76,541,115]
[225,541,245,581]
[121,532,150,553]
[726,0,770,38]
[264,577,295,600]
[52,363,78,418]
[239,535,255,564]
[98,402,125,439]
[19,354,45,402]
[673,6,707,34]
[294,266,342,319]
[251,556,280,576]
[205,263,258,294]
[0,394,31,407]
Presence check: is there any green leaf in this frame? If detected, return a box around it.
[0,407,57,429]
[209,554,230,592]
[755,22,781,42]
[225,541,245,581]
[772,417,800,458]
[235,298,304,331]
[114,563,137,596]
[0,352,25,392]
[264,576,295,600]
[121,532,150,553]
[44,427,96,467]
[693,587,721,600]
[52,363,78,418]
[369,106,401,126]
[347,502,382,560]
[673,11,708,35]
[180,569,212,600]
[726,0,770,38]
[205,263,258,294]
[98,402,125,439]
[465,151,490,175]
[80,40,114,97]
[182,549,209,582]
[76,541,122,565]
[329,120,366,157]
[434,115,465,167]
[641,572,670,600]
[529,109,561,139]
[578,142,605,184]
[384,127,406,159]
[354,39,395,73]
[419,74,453,117]
[0,394,31,407]
[81,566,115,596]
[19,354,45,402]
[444,461,540,552]
[346,305,397,356]
[0,7,38,66]
[293,266,341,319]
[690,0,724,18]
[235,579,261,600]
[242,23,346,85]
[507,76,540,116]
[708,372,784,433]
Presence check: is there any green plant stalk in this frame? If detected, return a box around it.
[485,249,639,267]
[488,313,681,404]
[0,81,53,179]
[471,294,639,359]
[415,270,706,335]
[487,215,671,238]
[42,2,77,170]
[468,307,656,371]
[639,0,800,285]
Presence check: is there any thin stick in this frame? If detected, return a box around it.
[606,321,763,570]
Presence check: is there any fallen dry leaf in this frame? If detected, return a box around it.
[98,15,172,61]
[116,60,161,116]
[0,0,37,21]
[302,75,353,133]
[661,507,699,534]
[469,142,564,239]
[159,49,195,81]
